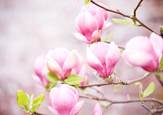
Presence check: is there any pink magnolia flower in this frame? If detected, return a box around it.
[34,56,49,86]
[47,48,81,80]
[49,84,84,115]
[123,33,163,72]
[76,64,89,86]
[75,4,110,44]
[93,103,103,115]
[87,42,120,78]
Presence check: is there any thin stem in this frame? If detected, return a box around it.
[33,112,46,115]
[134,0,144,17]
[90,0,160,35]
[105,41,125,50]
[80,73,151,88]
[155,72,163,87]
[90,0,130,18]
[80,95,163,105]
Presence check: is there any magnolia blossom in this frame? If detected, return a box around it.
[34,56,49,86]
[75,4,109,44]
[77,64,89,86]
[123,33,163,72]
[47,48,81,80]
[87,42,120,78]
[49,84,84,115]
[69,52,89,86]
[93,103,103,115]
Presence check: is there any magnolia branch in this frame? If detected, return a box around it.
[133,0,143,17]
[80,73,151,88]
[80,95,163,105]
[80,95,163,114]
[90,0,160,35]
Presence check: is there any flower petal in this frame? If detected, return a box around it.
[150,33,163,60]
[70,101,84,115]
[48,106,60,115]
[93,103,103,115]
[87,47,103,71]
[63,50,79,72]
[105,42,120,76]
[74,33,89,43]
[47,58,63,79]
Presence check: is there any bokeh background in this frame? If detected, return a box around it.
[0,0,163,115]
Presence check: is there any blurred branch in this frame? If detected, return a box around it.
[105,41,125,50]
[80,95,163,114]
[33,112,46,115]
[90,0,160,35]
[80,73,151,88]
[80,95,163,105]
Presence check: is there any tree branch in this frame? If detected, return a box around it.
[33,112,46,115]
[134,0,144,17]
[90,0,160,35]
[80,95,163,105]
[80,73,151,88]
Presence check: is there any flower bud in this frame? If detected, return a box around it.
[87,42,120,78]
[123,33,163,72]
[47,48,80,80]
[49,84,84,115]
[75,4,109,44]
[34,56,48,86]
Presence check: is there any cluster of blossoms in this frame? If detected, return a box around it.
[33,3,163,115]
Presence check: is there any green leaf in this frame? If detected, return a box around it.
[31,94,45,112]
[143,82,156,98]
[112,18,135,25]
[160,26,163,33]
[160,56,163,69]
[47,72,59,84]
[84,0,91,4]
[16,90,29,111]
[64,74,83,86]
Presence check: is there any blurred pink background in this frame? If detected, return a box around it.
[0,0,162,115]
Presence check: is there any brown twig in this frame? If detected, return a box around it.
[105,41,125,50]
[80,73,151,88]
[134,0,144,17]
[155,72,163,88]
[90,0,160,35]
[80,95,163,105]
[33,112,46,115]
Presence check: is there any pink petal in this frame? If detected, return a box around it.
[73,33,89,43]
[87,47,103,71]
[124,36,156,66]
[124,51,153,66]
[47,48,69,67]
[34,56,48,86]
[63,50,79,72]
[93,103,103,115]
[48,106,60,115]
[47,58,63,79]
[91,30,101,42]
[89,42,110,64]
[150,33,163,60]
[78,65,89,86]
[70,101,84,115]
[34,56,45,77]
[105,42,120,76]
[75,9,98,40]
